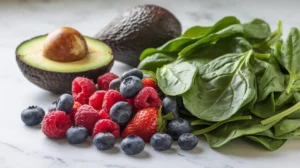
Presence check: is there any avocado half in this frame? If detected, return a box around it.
[16,35,114,93]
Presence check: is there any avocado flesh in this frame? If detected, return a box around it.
[95,4,182,67]
[16,35,114,93]
[17,35,113,72]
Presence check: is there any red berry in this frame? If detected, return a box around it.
[68,101,82,125]
[75,104,100,135]
[142,78,157,89]
[99,109,110,119]
[93,119,120,139]
[134,87,162,110]
[97,73,119,90]
[122,108,158,142]
[42,111,71,139]
[89,91,107,110]
[126,98,136,113]
[102,90,125,112]
[72,77,96,104]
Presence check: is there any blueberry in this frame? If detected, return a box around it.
[110,101,132,126]
[21,106,45,126]
[121,135,145,155]
[66,126,88,144]
[178,133,198,150]
[167,118,192,140]
[56,94,74,114]
[48,101,57,113]
[120,76,143,98]
[93,133,116,150]
[162,96,179,119]
[109,78,121,90]
[150,133,172,151]
[121,68,143,81]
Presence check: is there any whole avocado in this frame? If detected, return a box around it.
[95,4,182,67]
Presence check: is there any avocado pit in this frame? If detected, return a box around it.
[43,27,88,62]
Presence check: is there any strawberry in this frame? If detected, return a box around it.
[142,78,157,89]
[122,107,170,142]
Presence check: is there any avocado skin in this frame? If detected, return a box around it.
[95,4,182,67]
[16,56,113,93]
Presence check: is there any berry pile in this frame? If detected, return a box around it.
[20,68,198,155]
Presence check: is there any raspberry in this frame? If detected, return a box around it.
[126,98,136,113]
[93,119,120,139]
[97,73,119,90]
[142,78,157,89]
[68,101,82,125]
[134,87,162,110]
[99,109,110,119]
[102,90,125,112]
[72,77,96,105]
[75,105,100,134]
[42,111,71,139]
[89,91,107,110]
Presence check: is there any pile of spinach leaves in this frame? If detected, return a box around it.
[138,16,300,151]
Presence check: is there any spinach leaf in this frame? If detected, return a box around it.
[274,118,300,136]
[261,101,300,125]
[204,118,277,148]
[179,24,244,57]
[141,16,242,60]
[252,20,283,51]
[255,129,277,138]
[290,79,300,92]
[280,72,300,93]
[251,93,276,118]
[273,103,300,119]
[273,75,295,106]
[252,94,300,119]
[275,28,300,94]
[138,53,175,72]
[180,19,271,57]
[267,20,283,46]
[256,129,286,139]
[173,37,252,68]
[275,92,294,107]
[139,38,196,60]
[278,128,300,139]
[193,115,252,135]
[190,119,213,126]
[182,51,256,121]
[294,92,300,101]
[140,48,160,60]
[182,16,241,38]
[255,128,300,139]
[254,58,285,101]
[260,127,300,139]
[287,108,300,119]
[182,26,211,39]
[247,135,286,151]
[242,18,271,40]
[156,62,197,96]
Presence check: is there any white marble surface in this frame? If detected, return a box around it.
[1,0,300,168]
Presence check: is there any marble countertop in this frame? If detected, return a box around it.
[1,0,300,167]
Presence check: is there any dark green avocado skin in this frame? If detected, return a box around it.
[95,4,182,67]
[16,56,113,94]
